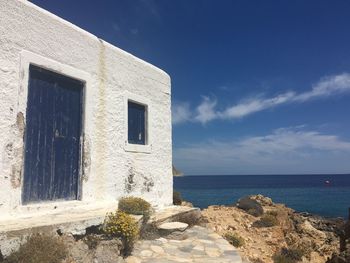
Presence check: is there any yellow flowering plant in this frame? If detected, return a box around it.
[104,210,139,256]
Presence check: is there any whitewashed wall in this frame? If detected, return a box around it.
[0,0,172,217]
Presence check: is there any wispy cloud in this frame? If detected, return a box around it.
[174,73,350,125]
[194,96,217,124]
[174,126,350,174]
[172,102,192,124]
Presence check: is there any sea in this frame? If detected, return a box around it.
[174,174,350,219]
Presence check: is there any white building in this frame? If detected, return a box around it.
[0,0,172,222]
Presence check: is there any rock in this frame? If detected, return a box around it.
[299,221,327,240]
[326,248,350,263]
[181,201,194,207]
[236,196,264,216]
[250,195,273,206]
[202,195,341,263]
[157,222,188,233]
[94,240,122,263]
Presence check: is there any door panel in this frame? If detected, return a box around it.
[22,65,83,204]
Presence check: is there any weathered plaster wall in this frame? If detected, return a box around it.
[0,0,172,217]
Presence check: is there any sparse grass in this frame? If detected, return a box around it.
[223,232,245,248]
[266,210,278,217]
[83,235,100,250]
[253,214,279,228]
[173,191,183,205]
[3,233,67,263]
[273,248,304,263]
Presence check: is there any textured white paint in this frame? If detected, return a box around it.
[0,0,172,219]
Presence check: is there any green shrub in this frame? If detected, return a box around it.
[173,191,183,205]
[223,232,245,248]
[3,233,67,263]
[273,248,304,263]
[253,214,279,228]
[118,197,152,220]
[104,210,139,257]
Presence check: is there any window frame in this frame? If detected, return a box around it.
[124,92,152,153]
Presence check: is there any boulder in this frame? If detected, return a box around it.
[250,195,273,206]
[236,196,264,217]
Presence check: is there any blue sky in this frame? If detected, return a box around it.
[31,0,350,175]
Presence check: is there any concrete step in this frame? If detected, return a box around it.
[157,221,188,234]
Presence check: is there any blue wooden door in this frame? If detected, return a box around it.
[22,65,83,204]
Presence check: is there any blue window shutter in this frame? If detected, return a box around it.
[128,101,146,145]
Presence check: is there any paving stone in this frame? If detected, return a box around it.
[192,244,204,251]
[125,256,141,263]
[156,237,168,243]
[140,250,153,257]
[150,245,164,254]
[205,247,222,257]
[197,239,214,244]
[129,225,242,263]
[178,244,194,253]
[165,255,193,262]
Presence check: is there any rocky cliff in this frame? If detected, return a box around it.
[201,195,345,263]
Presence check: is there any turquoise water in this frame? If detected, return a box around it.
[174,174,350,218]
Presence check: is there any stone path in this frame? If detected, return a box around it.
[126,226,242,263]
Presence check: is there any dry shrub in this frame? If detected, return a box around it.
[118,197,152,221]
[3,233,67,263]
[254,214,279,228]
[173,191,183,205]
[224,232,245,247]
[273,247,304,263]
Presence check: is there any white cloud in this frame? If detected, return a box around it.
[173,127,350,174]
[194,96,217,124]
[293,73,350,102]
[173,73,350,125]
[219,91,295,120]
[172,102,192,125]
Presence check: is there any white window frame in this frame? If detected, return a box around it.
[124,92,152,153]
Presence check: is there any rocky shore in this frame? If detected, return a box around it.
[200,195,346,263]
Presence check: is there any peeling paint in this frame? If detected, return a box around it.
[82,136,91,182]
[142,176,154,193]
[10,165,21,188]
[125,166,136,193]
[16,112,24,136]
[5,112,25,189]
[5,143,13,159]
